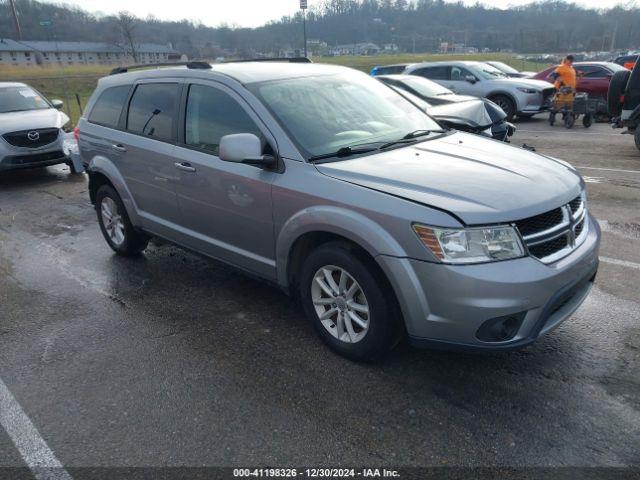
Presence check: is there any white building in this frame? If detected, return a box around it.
[330,42,381,56]
[0,39,179,66]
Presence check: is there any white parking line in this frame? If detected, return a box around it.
[576,166,640,175]
[600,256,640,270]
[0,378,73,480]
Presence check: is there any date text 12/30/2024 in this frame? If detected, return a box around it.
[233,469,400,478]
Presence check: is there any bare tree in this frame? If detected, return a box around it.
[117,11,139,63]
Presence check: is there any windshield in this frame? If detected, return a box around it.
[475,63,509,80]
[249,72,443,159]
[488,61,519,74]
[395,76,453,97]
[0,86,50,113]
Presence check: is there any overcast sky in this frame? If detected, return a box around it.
[52,0,627,28]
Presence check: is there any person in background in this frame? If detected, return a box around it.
[551,55,577,92]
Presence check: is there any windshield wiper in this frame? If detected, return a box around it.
[308,145,379,162]
[378,129,437,150]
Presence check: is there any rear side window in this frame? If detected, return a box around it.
[127,83,179,141]
[411,66,450,80]
[184,84,263,155]
[88,85,130,127]
[375,65,407,75]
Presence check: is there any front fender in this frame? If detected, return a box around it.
[276,205,408,287]
[89,156,141,227]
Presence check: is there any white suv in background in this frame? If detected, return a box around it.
[403,61,555,120]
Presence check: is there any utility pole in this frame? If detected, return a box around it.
[609,21,618,52]
[300,0,308,57]
[8,0,22,40]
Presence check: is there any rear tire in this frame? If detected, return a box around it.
[634,129,640,151]
[489,95,516,121]
[95,185,148,256]
[608,69,630,117]
[298,241,403,362]
[582,114,593,128]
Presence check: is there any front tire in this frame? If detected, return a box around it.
[95,184,148,256]
[298,242,402,361]
[489,95,516,121]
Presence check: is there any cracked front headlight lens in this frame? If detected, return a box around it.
[413,224,525,264]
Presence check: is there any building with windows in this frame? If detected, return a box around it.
[0,39,180,66]
[330,42,381,56]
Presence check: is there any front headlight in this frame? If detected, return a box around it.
[413,224,525,264]
[516,87,539,94]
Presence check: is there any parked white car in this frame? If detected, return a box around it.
[402,61,556,120]
[0,82,78,173]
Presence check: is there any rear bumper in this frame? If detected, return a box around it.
[377,214,601,352]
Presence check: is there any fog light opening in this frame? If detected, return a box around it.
[476,312,526,343]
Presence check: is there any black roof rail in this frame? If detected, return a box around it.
[109,61,212,75]
[222,57,312,64]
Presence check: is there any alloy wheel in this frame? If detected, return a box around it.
[100,197,125,246]
[310,265,370,344]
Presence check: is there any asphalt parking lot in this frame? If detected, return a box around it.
[0,119,639,477]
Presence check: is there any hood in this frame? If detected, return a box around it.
[0,108,69,133]
[491,77,554,90]
[316,132,582,225]
[428,99,493,129]
[427,93,479,105]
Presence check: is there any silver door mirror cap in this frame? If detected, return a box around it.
[219,133,262,163]
[465,75,477,84]
[51,99,64,110]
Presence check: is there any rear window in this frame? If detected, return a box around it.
[126,83,180,142]
[88,85,130,128]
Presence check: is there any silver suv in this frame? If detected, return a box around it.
[78,62,600,361]
[401,61,556,120]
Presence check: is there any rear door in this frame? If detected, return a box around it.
[410,66,451,89]
[170,81,279,279]
[115,80,183,233]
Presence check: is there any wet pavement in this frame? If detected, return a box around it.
[0,119,638,474]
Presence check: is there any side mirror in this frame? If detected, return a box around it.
[219,133,276,168]
[51,99,64,110]
[465,75,477,84]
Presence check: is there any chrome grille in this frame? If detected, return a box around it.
[515,193,588,264]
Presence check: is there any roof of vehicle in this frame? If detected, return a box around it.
[408,60,488,68]
[98,62,354,87]
[0,82,28,89]
[374,63,412,69]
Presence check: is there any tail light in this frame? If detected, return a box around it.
[620,95,626,104]
[73,126,80,141]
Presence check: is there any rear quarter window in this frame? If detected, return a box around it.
[88,85,131,128]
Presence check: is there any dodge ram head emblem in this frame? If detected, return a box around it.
[27,131,40,141]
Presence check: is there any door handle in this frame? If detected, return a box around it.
[174,162,196,173]
[111,144,127,153]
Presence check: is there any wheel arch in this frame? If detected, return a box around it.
[486,90,519,111]
[276,206,408,291]
[87,156,141,227]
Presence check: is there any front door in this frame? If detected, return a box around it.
[171,82,278,279]
[446,66,479,95]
